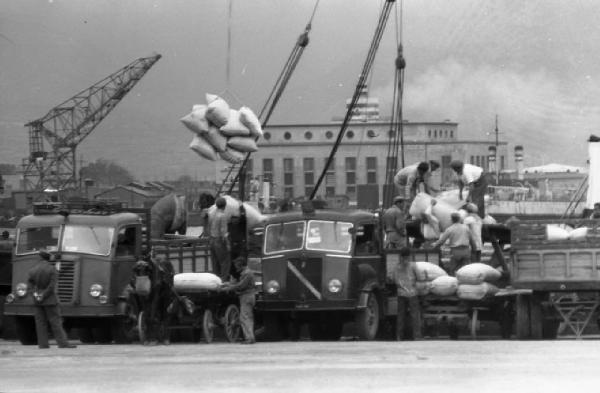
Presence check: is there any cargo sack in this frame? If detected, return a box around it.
[204,125,228,152]
[415,281,431,296]
[569,226,588,240]
[546,224,572,241]
[429,276,458,296]
[205,94,230,127]
[239,106,263,137]
[219,148,245,164]
[457,282,499,301]
[415,261,447,281]
[409,193,433,218]
[421,205,441,239]
[456,263,502,285]
[189,134,218,161]
[227,136,258,152]
[482,214,497,224]
[220,109,251,137]
[135,275,151,296]
[174,272,222,291]
[435,189,470,209]
[180,104,210,135]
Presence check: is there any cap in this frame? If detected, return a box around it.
[39,249,52,261]
[450,211,461,219]
[417,162,430,172]
[465,203,478,213]
[393,196,405,204]
[450,160,464,170]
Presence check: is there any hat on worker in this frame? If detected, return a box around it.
[393,196,405,204]
[450,160,464,170]
[465,203,478,213]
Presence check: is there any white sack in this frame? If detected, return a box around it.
[180,104,210,135]
[219,148,245,164]
[456,263,502,285]
[569,227,588,240]
[430,276,458,297]
[189,134,217,161]
[239,106,263,137]
[546,224,571,241]
[227,136,258,152]
[220,109,251,137]
[203,124,227,152]
[207,195,266,228]
[456,282,499,301]
[482,214,497,225]
[435,189,470,209]
[415,281,431,296]
[409,193,433,218]
[205,94,230,127]
[174,272,222,291]
[415,261,447,281]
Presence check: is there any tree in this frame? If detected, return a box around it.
[80,159,136,187]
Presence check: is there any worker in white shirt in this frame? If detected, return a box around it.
[393,161,440,202]
[450,160,487,218]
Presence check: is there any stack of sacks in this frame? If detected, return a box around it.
[414,262,447,295]
[181,94,263,164]
[430,276,459,296]
[206,195,266,228]
[455,263,501,300]
[174,272,222,291]
[546,224,588,241]
[410,193,465,233]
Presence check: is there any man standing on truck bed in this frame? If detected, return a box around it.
[383,196,407,249]
[450,160,487,218]
[208,197,232,281]
[27,250,76,349]
[431,212,477,275]
[393,161,440,202]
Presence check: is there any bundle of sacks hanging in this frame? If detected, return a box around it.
[455,263,501,300]
[181,93,263,164]
[414,261,451,296]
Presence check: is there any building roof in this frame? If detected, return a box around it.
[523,163,587,174]
[95,184,166,199]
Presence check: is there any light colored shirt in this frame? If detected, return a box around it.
[463,214,483,251]
[394,163,437,197]
[456,164,483,185]
[393,260,418,297]
[208,209,228,238]
[382,205,406,236]
[433,222,474,249]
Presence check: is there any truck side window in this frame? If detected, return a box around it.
[355,224,378,256]
[116,226,137,257]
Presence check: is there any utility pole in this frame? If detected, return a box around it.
[494,114,499,185]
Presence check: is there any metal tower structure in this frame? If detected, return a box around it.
[22,53,162,192]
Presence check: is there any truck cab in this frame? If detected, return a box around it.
[251,204,386,340]
[4,202,146,344]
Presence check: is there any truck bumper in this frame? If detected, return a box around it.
[4,303,122,317]
[256,299,358,312]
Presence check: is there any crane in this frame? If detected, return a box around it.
[21,53,162,193]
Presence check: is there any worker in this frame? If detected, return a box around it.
[27,250,76,349]
[382,196,407,249]
[589,203,600,219]
[207,197,231,281]
[221,256,257,344]
[393,247,422,341]
[463,203,483,262]
[249,176,260,202]
[450,160,487,218]
[393,161,440,202]
[431,212,477,275]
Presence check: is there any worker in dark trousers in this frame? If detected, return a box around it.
[450,160,487,218]
[383,196,407,249]
[27,250,76,349]
[207,197,231,281]
[222,256,256,344]
[393,247,422,340]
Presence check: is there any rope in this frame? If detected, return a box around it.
[311,0,396,200]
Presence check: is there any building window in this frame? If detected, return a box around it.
[304,157,314,197]
[434,130,437,138]
[475,156,480,167]
[450,130,454,138]
[428,129,432,138]
[284,132,291,140]
[367,130,376,138]
[284,187,294,198]
[324,157,336,197]
[263,132,271,140]
[262,158,273,184]
[325,130,333,139]
[501,155,505,170]
[445,130,448,138]
[470,156,474,165]
[346,130,354,139]
[283,158,294,186]
[345,157,356,197]
[366,157,377,184]
[304,131,313,140]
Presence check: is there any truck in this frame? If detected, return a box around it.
[509,218,599,339]
[3,201,212,345]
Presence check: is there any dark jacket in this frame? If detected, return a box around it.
[27,260,58,306]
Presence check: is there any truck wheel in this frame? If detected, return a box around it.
[112,315,137,344]
[77,328,95,344]
[223,304,241,343]
[529,295,544,339]
[355,292,380,341]
[202,309,215,343]
[15,316,37,345]
[515,294,531,340]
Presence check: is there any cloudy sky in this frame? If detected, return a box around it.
[1,0,599,181]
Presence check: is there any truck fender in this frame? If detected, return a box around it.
[356,279,382,309]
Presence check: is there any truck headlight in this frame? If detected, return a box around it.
[328,279,343,293]
[16,283,28,298]
[89,284,103,298]
[265,280,280,294]
[6,293,15,303]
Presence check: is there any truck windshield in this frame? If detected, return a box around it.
[62,225,115,256]
[306,220,353,253]
[16,226,61,255]
[264,221,305,254]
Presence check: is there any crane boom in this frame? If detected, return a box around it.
[22,53,162,192]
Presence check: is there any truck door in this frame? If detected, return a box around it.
[353,222,385,287]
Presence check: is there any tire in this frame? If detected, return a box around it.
[515,294,531,340]
[202,309,215,343]
[529,295,544,340]
[223,304,241,343]
[77,328,95,344]
[355,292,380,341]
[15,316,37,345]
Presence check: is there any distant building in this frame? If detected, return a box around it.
[220,86,509,205]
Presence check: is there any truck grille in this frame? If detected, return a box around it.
[52,261,75,303]
[286,257,322,301]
